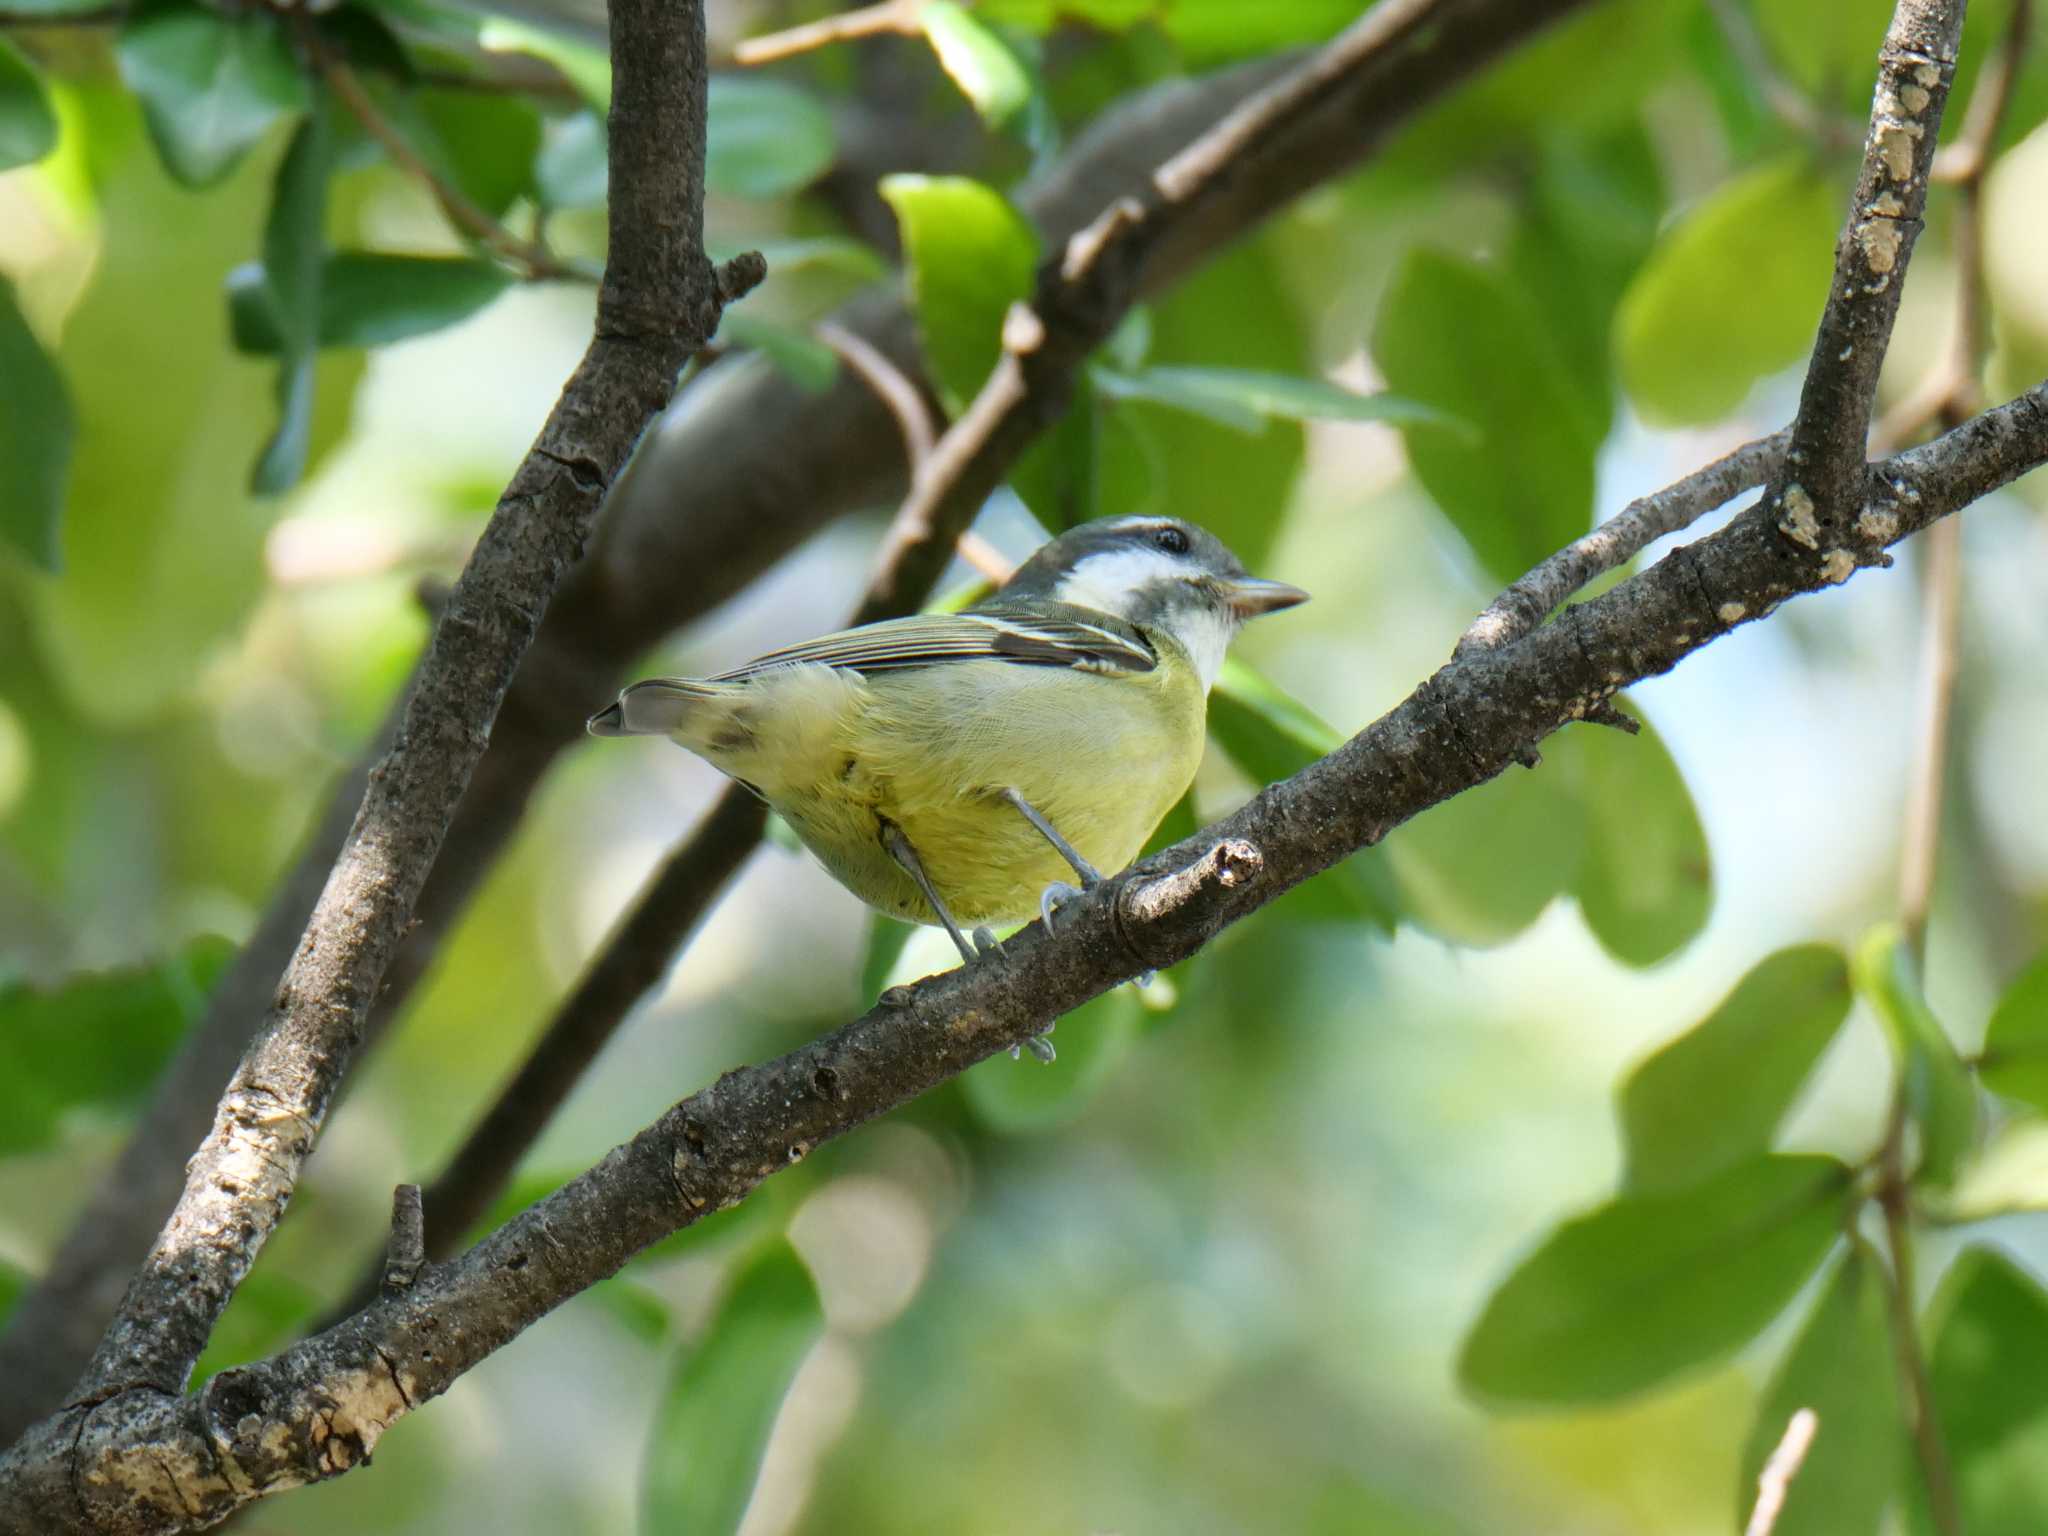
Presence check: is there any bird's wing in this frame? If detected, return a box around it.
[712,607,1155,682]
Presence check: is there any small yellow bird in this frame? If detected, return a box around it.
[589,515,1307,973]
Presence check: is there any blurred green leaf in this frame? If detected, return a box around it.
[413,88,541,219]
[1737,1242,1900,1536]
[1012,370,1102,529]
[742,237,888,282]
[1753,0,1898,104]
[535,107,606,210]
[975,0,1152,30]
[1616,158,1841,425]
[193,1268,322,1384]
[1980,948,2048,1114]
[231,253,515,353]
[595,1278,671,1344]
[314,3,415,81]
[642,1240,823,1536]
[1555,706,1711,966]
[961,985,1143,1133]
[1159,0,1368,61]
[1208,657,1399,932]
[720,311,839,394]
[1853,925,1977,1189]
[1619,944,1852,1192]
[1095,365,1470,438]
[477,14,611,110]
[116,0,308,187]
[252,103,334,495]
[1924,1248,2048,1536]
[1374,249,1598,584]
[1459,1154,1848,1404]
[0,936,234,1156]
[0,277,74,570]
[879,173,1038,412]
[0,1258,24,1328]
[0,38,57,171]
[1381,763,1585,948]
[706,76,836,200]
[921,1,1031,127]
[860,914,917,1003]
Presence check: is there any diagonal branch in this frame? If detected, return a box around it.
[63,0,755,1412]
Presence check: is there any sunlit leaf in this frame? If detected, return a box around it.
[921,0,1031,127]
[1619,944,1852,1192]
[707,76,836,200]
[961,985,1143,1133]
[1458,1154,1848,1404]
[0,37,57,171]
[879,173,1038,412]
[1923,1248,2048,1536]
[0,277,74,570]
[0,936,235,1156]
[478,14,611,109]
[1381,764,1585,948]
[1853,925,1978,1189]
[642,1240,823,1536]
[1616,158,1841,425]
[1158,0,1369,61]
[1555,705,1712,967]
[1374,249,1599,584]
[116,0,308,187]
[1736,1242,1900,1536]
[1980,948,2048,1115]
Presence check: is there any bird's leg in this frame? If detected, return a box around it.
[1001,788,1101,933]
[881,820,979,968]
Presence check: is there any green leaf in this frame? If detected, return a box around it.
[1011,370,1101,528]
[642,1240,823,1536]
[193,1268,323,1384]
[706,76,836,200]
[317,253,512,348]
[1925,1249,2048,1536]
[879,173,1038,412]
[1458,1154,1848,1405]
[1619,944,1852,1192]
[1616,158,1841,425]
[1980,948,2048,1115]
[1381,763,1585,948]
[1207,657,1398,932]
[1736,1242,1900,1536]
[920,1,1031,127]
[1158,0,1369,61]
[0,1258,25,1329]
[1852,925,1978,1190]
[1095,365,1471,439]
[535,107,606,210]
[116,0,308,187]
[719,311,838,394]
[0,936,235,1156]
[1373,249,1599,584]
[0,277,75,570]
[251,102,334,495]
[414,88,541,219]
[961,985,1143,1134]
[1555,704,1712,966]
[0,37,58,171]
[477,15,611,110]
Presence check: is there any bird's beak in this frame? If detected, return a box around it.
[1222,576,1310,619]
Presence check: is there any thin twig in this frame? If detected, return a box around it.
[733,0,924,65]
[1703,0,1859,149]
[818,319,939,482]
[1744,1407,1820,1536]
[1896,515,1963,960]
[1879,1120,1964,1536]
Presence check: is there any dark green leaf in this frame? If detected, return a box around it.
[1737,1242,1900,1536]
[1925,1248,2048,1536]
[1373,249,1599,584]
[253,352,318,496]
[920,0,1030,127]
[961,985,1142,1133]
[1458,1154,1848,1404]
[0,277,74,570]
[314,3,414,82]
[0,37,57,171]
[642,1240,823,1536]
[535,107,606,210]
[706,76,835,200]
[0,1258,24,1328]
[1207,657,1398,931]
[1852,925,1978,1189]
[318,253,512,347]
[412,88,540,219]
[1616,158,1841,425]
[0,936,235,1156]
[251,103,334,495]
[1619,944,1852,1192]
[878,173,1038,412]
[720,311,838,394]
[116,0,308,187]
[1556,704,1712,966]
[1980,948,2048,1115]
[1011,370,1102,529]
[1381,763,1585,948]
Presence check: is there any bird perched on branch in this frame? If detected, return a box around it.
[589,515,1307,986]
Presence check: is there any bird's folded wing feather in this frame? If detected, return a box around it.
[711,607,1155,681]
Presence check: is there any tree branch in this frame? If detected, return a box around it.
[5,376,2044,1534]
[0,0,1598,1436]
[61,0,753,1415]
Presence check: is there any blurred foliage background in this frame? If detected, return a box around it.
[5,0,2048,1532]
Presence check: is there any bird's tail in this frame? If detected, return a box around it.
[586,678,724,737]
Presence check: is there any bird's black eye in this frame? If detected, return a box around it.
[1152,525,1190,556]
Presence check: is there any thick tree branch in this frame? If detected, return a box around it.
[62,0,750,1415]
[0,0,1598,1434]
[5,377,2044,1535]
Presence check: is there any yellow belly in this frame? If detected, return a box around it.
[685,653,1205,928]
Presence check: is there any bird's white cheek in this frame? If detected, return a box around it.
[1175,608,1235,691]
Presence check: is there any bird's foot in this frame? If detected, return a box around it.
[1038,879,1089,933]
[1010,1022,1058,1064]
[972,926,1001,958]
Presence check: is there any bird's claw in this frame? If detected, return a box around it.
[972,926,1001,958]
[1038,880,1086,933]
[1010,1024,1058,1063]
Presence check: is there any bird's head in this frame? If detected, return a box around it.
[998,516,1309,686]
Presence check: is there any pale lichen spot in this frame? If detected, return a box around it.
[1717,601,1748,624]
[1901,82,1931,114]
[1872,191,1906,218]
[1858,218,1902,273]
[1879,123,1922,181]
[1820,548,1856,585]
[1778,484,1821,549]
[1914,60,1941,88]
[1857,506,1900,541]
